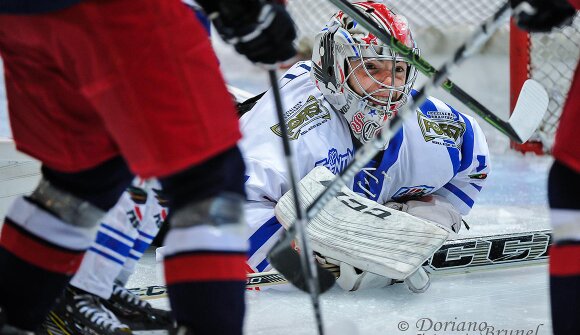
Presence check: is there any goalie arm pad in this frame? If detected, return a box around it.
[387,195,463,234]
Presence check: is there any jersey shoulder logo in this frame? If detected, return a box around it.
[270,95,331,140]
[417,110,466,148]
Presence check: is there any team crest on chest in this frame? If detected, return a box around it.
[270,95,331,140]
[417,111,466,148]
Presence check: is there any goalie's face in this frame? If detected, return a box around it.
[346,58,409,109]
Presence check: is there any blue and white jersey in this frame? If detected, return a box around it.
[239,61,490,273]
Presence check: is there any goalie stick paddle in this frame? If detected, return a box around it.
[268,0,518,293]
[327,0,548,143]
[130,229,552,300]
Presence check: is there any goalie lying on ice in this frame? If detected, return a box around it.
[239,1,490,291]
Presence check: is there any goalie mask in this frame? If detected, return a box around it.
[311,1,419,146]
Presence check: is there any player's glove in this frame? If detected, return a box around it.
[385,195,462,234]
[197,0,297,64]
[511,0,576,32]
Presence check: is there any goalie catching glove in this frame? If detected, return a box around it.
[274,166,449,292]
[510,0,576,32]
[196,0,297,64]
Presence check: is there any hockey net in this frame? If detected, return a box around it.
[286,0,580,154]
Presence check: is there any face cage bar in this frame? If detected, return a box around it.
[341,42,418,114]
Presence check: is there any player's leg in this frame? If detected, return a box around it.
[159,145,247,334]
[63,1,246,333]
[102,181,174,331]
[0,158,133,331]
[1,0,246,332]
[69,181,147,300]
[46,181,150,334]
[548,160,580,335]
[0,4,135,331]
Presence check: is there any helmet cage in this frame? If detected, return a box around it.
[310,2,419,146]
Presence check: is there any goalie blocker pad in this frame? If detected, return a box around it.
[274,166,449,280]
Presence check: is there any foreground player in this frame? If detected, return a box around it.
[240,1,490,291]
[511,0,579,334]
[0,1,295,335]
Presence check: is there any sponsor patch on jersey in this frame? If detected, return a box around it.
[270,95,331,140]
[315,148,354,174]
[468,173,488,180]
[392,185,434,201]
[418,111,466,148]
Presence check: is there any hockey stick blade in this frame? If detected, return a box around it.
[131,229,552,300]
[507,79,549,143]
[267,231,337,293]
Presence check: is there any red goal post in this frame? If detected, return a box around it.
[285,0,580,154]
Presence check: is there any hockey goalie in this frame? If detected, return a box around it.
[239,1,490,292]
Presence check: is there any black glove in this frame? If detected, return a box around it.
[511,0,576,32]
[197,0,297,64]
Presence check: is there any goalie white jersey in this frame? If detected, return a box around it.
[240,61,490,273]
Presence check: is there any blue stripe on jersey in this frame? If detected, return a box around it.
[138,230,155,241]
[281,69,310,89]
[447,146,460,176]
[282,73,297,80]
[470,183,483,191]
[88,247,124,265]
[132,238,150,254]
[458,115,475,173]
[476,155,487,172]
[248,216,283,257]
[95,232,132,256]
[128,248,142,260]
[443,183,475,208]
[298,63,311,72]
[256,258,271,272]
[101,223,135,242]
[383,127,404,170]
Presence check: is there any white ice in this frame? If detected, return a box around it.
[0,33,555,335]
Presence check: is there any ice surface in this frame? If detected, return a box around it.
[0,29,555,335]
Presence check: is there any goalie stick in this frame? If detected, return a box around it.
[268,0,540,294]
[328,0,547,143]
[129,229,552,300]
[266,68,330,335]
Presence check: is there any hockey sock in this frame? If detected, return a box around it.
[163,224,247,335]
[116,229,157,286]
[0,197,96,330]
[549,242,580,335]
[70,188,144,298]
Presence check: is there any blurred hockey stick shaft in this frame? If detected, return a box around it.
[268,1,524,291]
[131,229,552,299]
[266,68,331,335]
[328,0,547,143]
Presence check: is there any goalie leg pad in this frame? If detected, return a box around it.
[275,166,449,280]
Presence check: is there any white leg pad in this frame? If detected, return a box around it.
[274,166,449,280]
